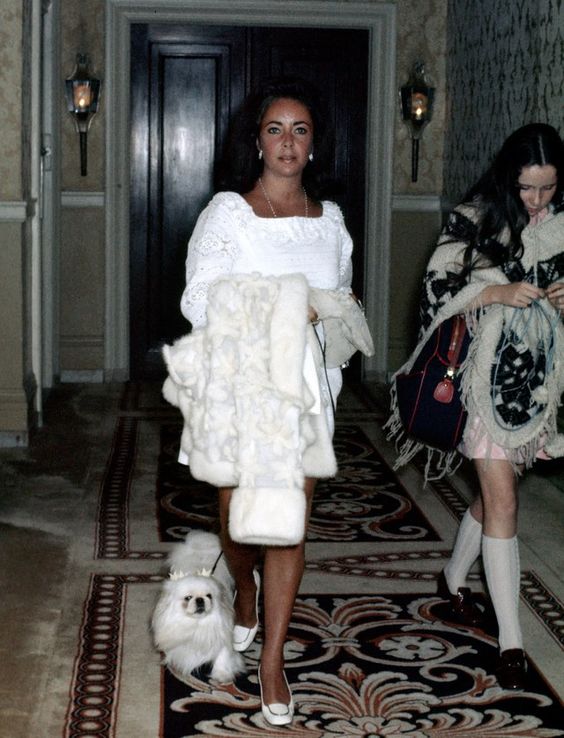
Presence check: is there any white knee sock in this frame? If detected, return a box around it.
[482,534,523,651]
[444,509,483,593]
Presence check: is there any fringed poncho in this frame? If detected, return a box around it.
[386,203,564,478]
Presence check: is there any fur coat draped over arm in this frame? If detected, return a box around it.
[161,272,338,546]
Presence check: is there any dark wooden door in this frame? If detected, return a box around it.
[130,25,247,377]
[130,24,368,378]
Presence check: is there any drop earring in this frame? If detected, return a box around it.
[258,150,263,160]
[308,152,314,162]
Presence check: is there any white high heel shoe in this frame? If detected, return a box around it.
[233,569,260,652]
[258,667,294,726]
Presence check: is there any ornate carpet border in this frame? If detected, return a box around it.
[521,570,564,648]
[63,574,162,738]
[95,418,165,560]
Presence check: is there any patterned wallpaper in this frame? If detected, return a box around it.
[393,0,447,194]
[0,1,23,200]
[443,0,564,204]
[538,0,564,129]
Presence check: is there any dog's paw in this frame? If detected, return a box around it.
[210,665,243,683]
[210,648,246,683]
[210,667,235,683]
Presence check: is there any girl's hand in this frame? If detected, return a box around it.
[482,282,545,308]
[546,282,564,310]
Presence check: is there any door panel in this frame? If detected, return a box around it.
[130,25,247,377]
[155,53,218,345]
[130,24,368,378]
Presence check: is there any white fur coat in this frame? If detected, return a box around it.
[162,273,337,546]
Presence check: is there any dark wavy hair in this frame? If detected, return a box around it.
[451,123,564,284]
[215,76,337,200]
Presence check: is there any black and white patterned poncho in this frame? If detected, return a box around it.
[387,202,564,477]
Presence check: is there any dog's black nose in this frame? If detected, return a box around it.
[195,597,206,613]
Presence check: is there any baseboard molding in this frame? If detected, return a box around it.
[61,191,105,208]
[392,194,442,212]
[0,431,28,447]
[104,368,129,383]
[60,370,105,383]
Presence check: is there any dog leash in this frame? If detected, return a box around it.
[313,322,336,420]
[210,549,223,576]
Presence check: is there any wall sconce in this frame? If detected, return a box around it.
[65,54,101,176]
[399,62,435,182]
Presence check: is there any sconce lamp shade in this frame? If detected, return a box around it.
[65,54,101,176]
[399,62,435,182]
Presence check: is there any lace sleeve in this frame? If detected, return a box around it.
[180,196,239,328]
[336,206,353,292]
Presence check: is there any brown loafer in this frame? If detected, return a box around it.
[496,648,527,690]
[436,571,484,626]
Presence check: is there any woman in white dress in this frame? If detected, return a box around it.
[180,78,354,725]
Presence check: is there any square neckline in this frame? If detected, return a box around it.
[238,192,325,220]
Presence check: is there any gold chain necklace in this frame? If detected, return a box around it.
[258,178,308,218]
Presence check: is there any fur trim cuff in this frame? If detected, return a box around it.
[229,485,306,546]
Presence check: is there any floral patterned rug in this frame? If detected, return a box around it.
[59,381,564,736]
[161,591,563,736]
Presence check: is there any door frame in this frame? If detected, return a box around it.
[105,0,396,381]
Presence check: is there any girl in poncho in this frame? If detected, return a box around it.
[390,123,564,690]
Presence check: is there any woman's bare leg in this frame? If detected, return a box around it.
[218,487,261,628]
[219,479,316,702]
[259,476,317,705]
[442,454,519,594]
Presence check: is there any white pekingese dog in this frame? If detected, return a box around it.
[151,530,245,683]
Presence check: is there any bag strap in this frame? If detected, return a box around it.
[447,315,466,368]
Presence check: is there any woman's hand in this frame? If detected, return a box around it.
[308,305,319,324]
[481,282,545,308]
[546,282,564,310]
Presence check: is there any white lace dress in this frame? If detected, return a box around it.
[180,191,354,436]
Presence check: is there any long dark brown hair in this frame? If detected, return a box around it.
[449,123,564,285]
[215,77,337,200]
